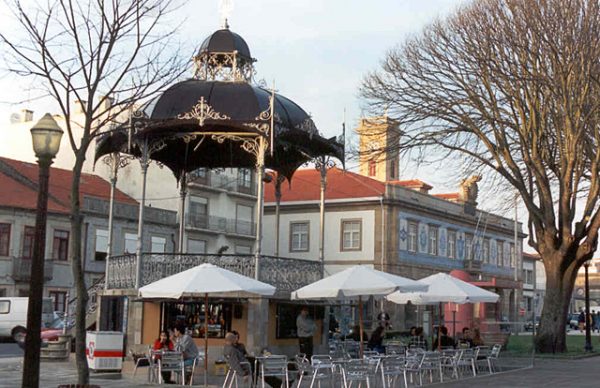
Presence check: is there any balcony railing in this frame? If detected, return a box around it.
[12,257,54,282]
[186,214,256,237]
[106,253,322,298]
[188,170,256,196]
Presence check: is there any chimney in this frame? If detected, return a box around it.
[74,100,87,114]
[99,95,113,112]
[20,109,33,122]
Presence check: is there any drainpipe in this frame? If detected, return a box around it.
[135,139,149,290]
[178,173,187,253]
[105,153,118,290]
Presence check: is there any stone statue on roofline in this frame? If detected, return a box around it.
[459,175,482,204]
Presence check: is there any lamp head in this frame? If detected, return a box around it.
[30,113,63,159]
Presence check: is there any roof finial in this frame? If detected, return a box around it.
[219,0,234,29]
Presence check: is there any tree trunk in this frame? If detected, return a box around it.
[70,154,89,384]
[535,259,576,353]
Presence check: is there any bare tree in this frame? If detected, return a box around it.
[361,0,600,353]
[0,0,188,383]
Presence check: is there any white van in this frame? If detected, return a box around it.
[0,297,54,342]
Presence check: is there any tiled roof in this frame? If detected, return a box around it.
[0,156,137,214]
[264,167,385,202]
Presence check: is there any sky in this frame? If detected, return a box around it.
[0,0,465,181]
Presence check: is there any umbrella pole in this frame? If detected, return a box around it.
[358,296,364,358]
[438,302,442,351]
[204,293,209,388]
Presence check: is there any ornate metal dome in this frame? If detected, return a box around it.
[193,22,256,82]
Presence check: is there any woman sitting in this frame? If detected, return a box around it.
[152,330,174,383]
[368,324,386,353]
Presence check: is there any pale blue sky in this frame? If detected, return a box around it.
[0,0,465,175]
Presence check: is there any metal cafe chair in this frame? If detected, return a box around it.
[485,344,502,374]
[258,355,290,388]
[341,359,378,388]
[223,355,252,388]
[158,351,184,385]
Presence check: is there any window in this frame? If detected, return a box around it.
[447,230,456,259]
[151,236,166,253]
[0,223,10,256]
[189,197,208,228]
[368,160,377,176]
[48,291,67,313]
[0,289,6,297]
[497,242,504,267]
[236,204,254,235]
[162,300,234,338]
[341,220,362,251]
[124,233,137,254]
[0,301,9,314]
[290,222,310,252]
[510,244,515,267]
[523,269,534,285]
[235,245,252,254]
[389,159,396,179]
[95,229,108,261]
[428,226,438,255]
[408,221,418,252]
[465,233,473,260]
[275,303,323,339]
[238,168,253,189]
[52,230,69,261]
[482,238,490,264]
[22,226,35,259]
[188,239,206,254]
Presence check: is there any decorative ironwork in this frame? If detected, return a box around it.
[105,253,323,298]
[102,152,134,169]
[178,97,232,127]
[210,133,265,159]
[193,52,256,82]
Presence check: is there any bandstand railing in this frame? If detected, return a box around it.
[106,253,322,298]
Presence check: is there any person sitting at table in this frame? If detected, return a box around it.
[232,330,256,373]
[153,330,174,383]
[224,332,252,383]
[457,327,473,348]
[173,323,199,383]
[433,326,455,350]
[409,327,428,350]
[471,328,485,347]
[349,325,368,342]
[368,323,386,353]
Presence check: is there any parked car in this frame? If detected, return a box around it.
[0,297,54,342]
[525,316,540,331]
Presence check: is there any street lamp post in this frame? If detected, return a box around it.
[22,113,63,388]
[584,259,593,352]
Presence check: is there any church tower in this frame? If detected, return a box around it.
[357,116,400,182]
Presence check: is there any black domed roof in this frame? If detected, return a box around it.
[198,28,253,60]
[149,79,314,134]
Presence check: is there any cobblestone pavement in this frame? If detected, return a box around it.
[0,355,598,388]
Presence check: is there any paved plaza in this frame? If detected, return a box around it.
[0,354,598,388]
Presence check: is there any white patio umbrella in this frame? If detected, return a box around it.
[139,263,276,387]
[386,272,499,349]
[385,272,499,305]
[291,265,427,356]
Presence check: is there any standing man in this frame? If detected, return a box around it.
[296,307,316,359]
